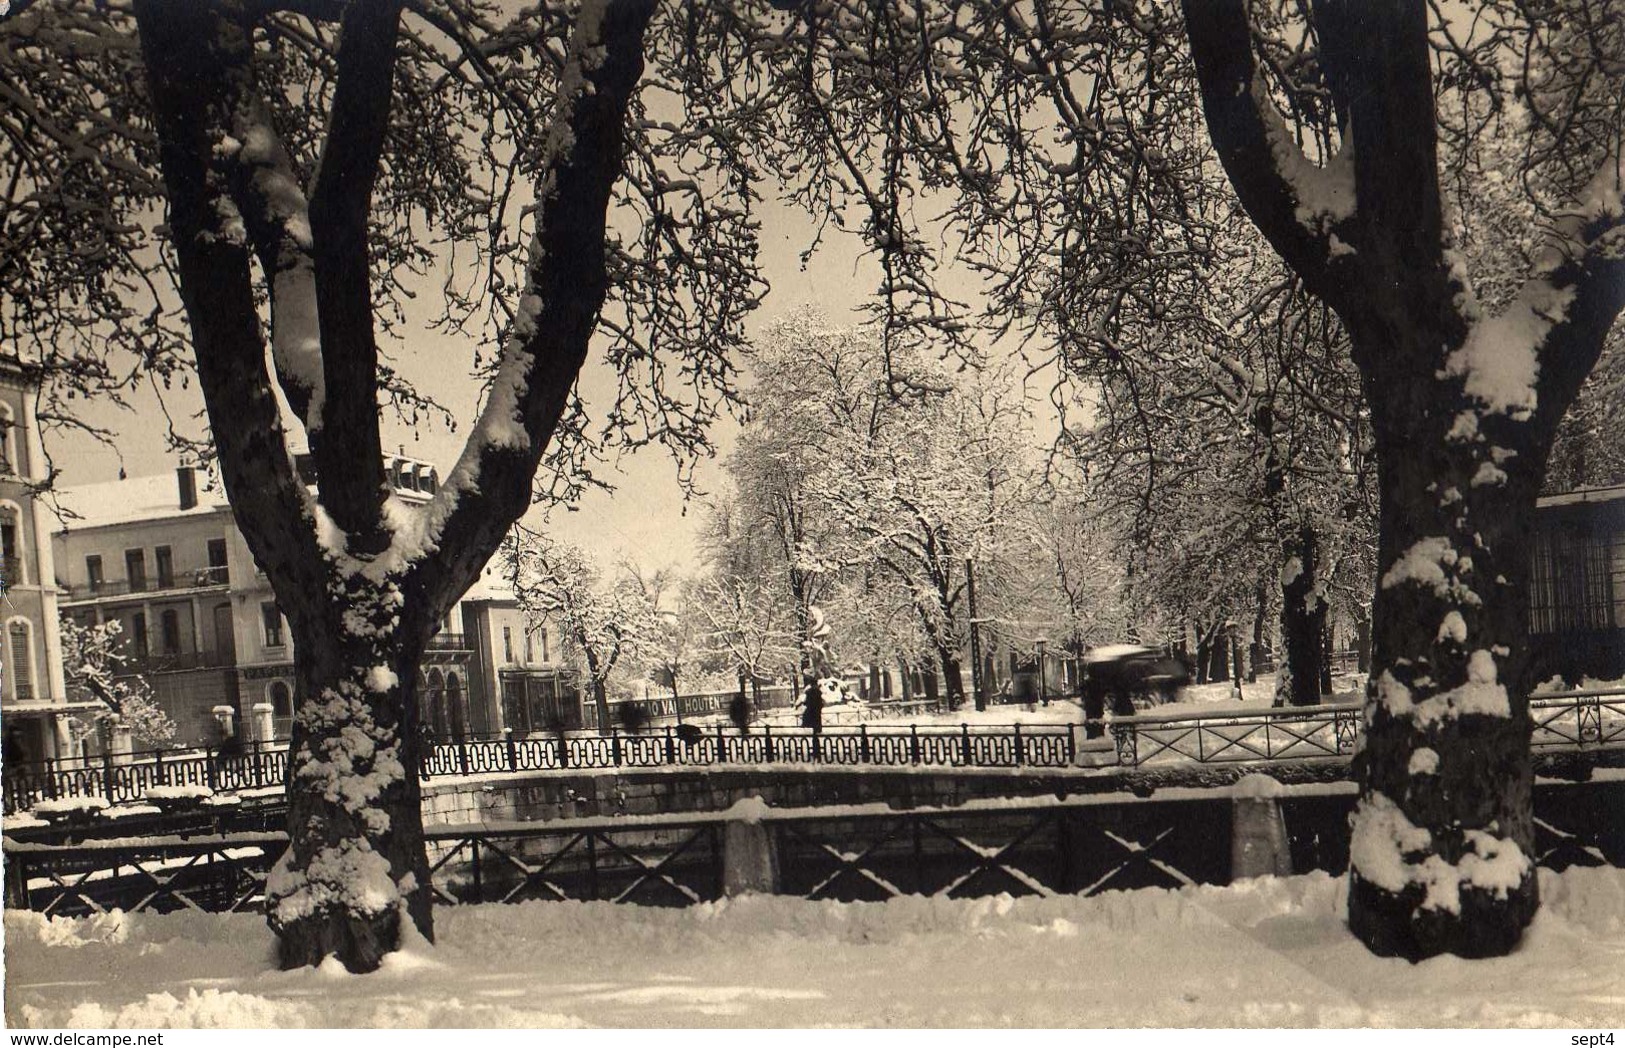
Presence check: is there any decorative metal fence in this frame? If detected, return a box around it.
[7,690,1623,815]
[9,779,1622,918]
[3,746,288,814]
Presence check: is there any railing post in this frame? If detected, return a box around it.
[1014,723,1024,766]
[717,722,726,764]
[859,723,870,763]
[665,725,676,764]
[1067,723,1077,764]
[764,723,775,763]
[42,758,58,800]
[612,729,623,767]
[457,729,471,777]
[205,747,219,791]
[910,724,920,765]
[812,731,822,763]
[503,728,518,772]
[557,731,570,769]
[960,724,972,766]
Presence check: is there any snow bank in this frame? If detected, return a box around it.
[7,867,1623,1028]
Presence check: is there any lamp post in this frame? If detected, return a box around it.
[1035,637,1048,707]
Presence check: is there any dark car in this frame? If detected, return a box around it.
[1081,644,1191,736]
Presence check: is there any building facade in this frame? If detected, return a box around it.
[1,357,95,765]
[50,457,534,749]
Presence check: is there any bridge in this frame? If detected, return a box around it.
[5,687,1621,817]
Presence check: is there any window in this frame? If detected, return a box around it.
[524,630,534,665]
[160,609,182,654]
[503,626,513,663]
[262,602,284,647]
[125,549,146,592]
[0,408,14,474]
[1531,523,1619,634]
[537,627,549,664]
[131,612,149,657]
[1,517,18,590]
[155,545,174,589]
[269,680,294,718]
[86,555,104,592]
[206,539,229,584]
[8,621,33,700]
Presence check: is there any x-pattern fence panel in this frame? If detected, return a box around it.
[4,836,283,918]
[10,692,1625,814]
[1111,706,1363,767]
[1530,691,1625,749]
[7,782,1621,918]
[424,823,724,907]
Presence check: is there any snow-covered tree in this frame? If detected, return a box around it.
[689,573,797,707]
[3,0,771,970]
[59,617,176,749]
[501,526,659,733]
[1180,0,1625,959]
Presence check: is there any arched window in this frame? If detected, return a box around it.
[0,502,22,589]
[7,619,35,701]
[268,680,294,719]
[0,403,15,475]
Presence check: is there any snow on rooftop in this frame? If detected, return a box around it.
[54,473,228,532]
[1537,484,1625,509]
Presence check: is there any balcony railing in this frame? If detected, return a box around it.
[425,633,472,652]
[121,648,236,673]
[66,565,230,600]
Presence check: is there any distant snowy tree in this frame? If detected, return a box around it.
[502,527,659,734]
[690,573,794,701]
[59,617,175,749]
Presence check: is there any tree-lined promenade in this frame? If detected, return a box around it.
[3,0,1622,970]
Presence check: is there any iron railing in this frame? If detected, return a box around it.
[63,565,229,600]
[8,778,1620,917]
[7,689,1622,815]
[3,745,287,814]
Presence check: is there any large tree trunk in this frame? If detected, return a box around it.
[1182,0,1625,959]
[1250,584,1268,683]
[133,0,659,971]
[1279,525,1327,706]
[267,593,433,972]
[1349,384,1546,958]
[938,648,966,707]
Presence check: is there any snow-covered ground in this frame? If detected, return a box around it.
[6,864,1623,1028]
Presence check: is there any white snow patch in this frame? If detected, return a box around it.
[366,666,399,693]
[1280,556,1303,588]
[1408,748,1440,776]
[1437,611,1468,645]
[1231,773,1285,800]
